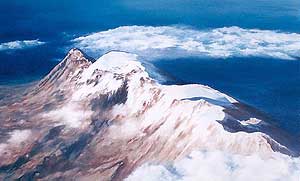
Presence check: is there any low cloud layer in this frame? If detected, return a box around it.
[0,39,45,51]
[73,26,300,60]
[126,150,300,181]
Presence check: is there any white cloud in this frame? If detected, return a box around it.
[0,129,32,155]
[0,39,45,51]
[126,150,300,181]
[73,26,300,60]
[7,129,32,145]
[42,103,92,128]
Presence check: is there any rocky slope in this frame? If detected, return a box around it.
[0,49,299,180]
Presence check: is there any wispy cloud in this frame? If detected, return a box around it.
[73,26,300,60]
[0,39,45,51]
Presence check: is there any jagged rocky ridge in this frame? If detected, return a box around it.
[0,49,299,180]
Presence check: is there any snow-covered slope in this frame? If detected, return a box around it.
[0,49,299,180]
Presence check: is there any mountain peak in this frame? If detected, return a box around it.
[66,48,92,63]
[37,48,92,89]
[67,48,85,60]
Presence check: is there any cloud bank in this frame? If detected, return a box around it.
[73,26,300,60]
[0,39,45,51]
[126,150,300,181]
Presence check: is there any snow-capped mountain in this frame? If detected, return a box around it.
[0,49,299,180]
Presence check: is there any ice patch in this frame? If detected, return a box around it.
[240,118,262,126]
[126,150,300,181]
[0,39,45,51]
[73,26,300,60]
